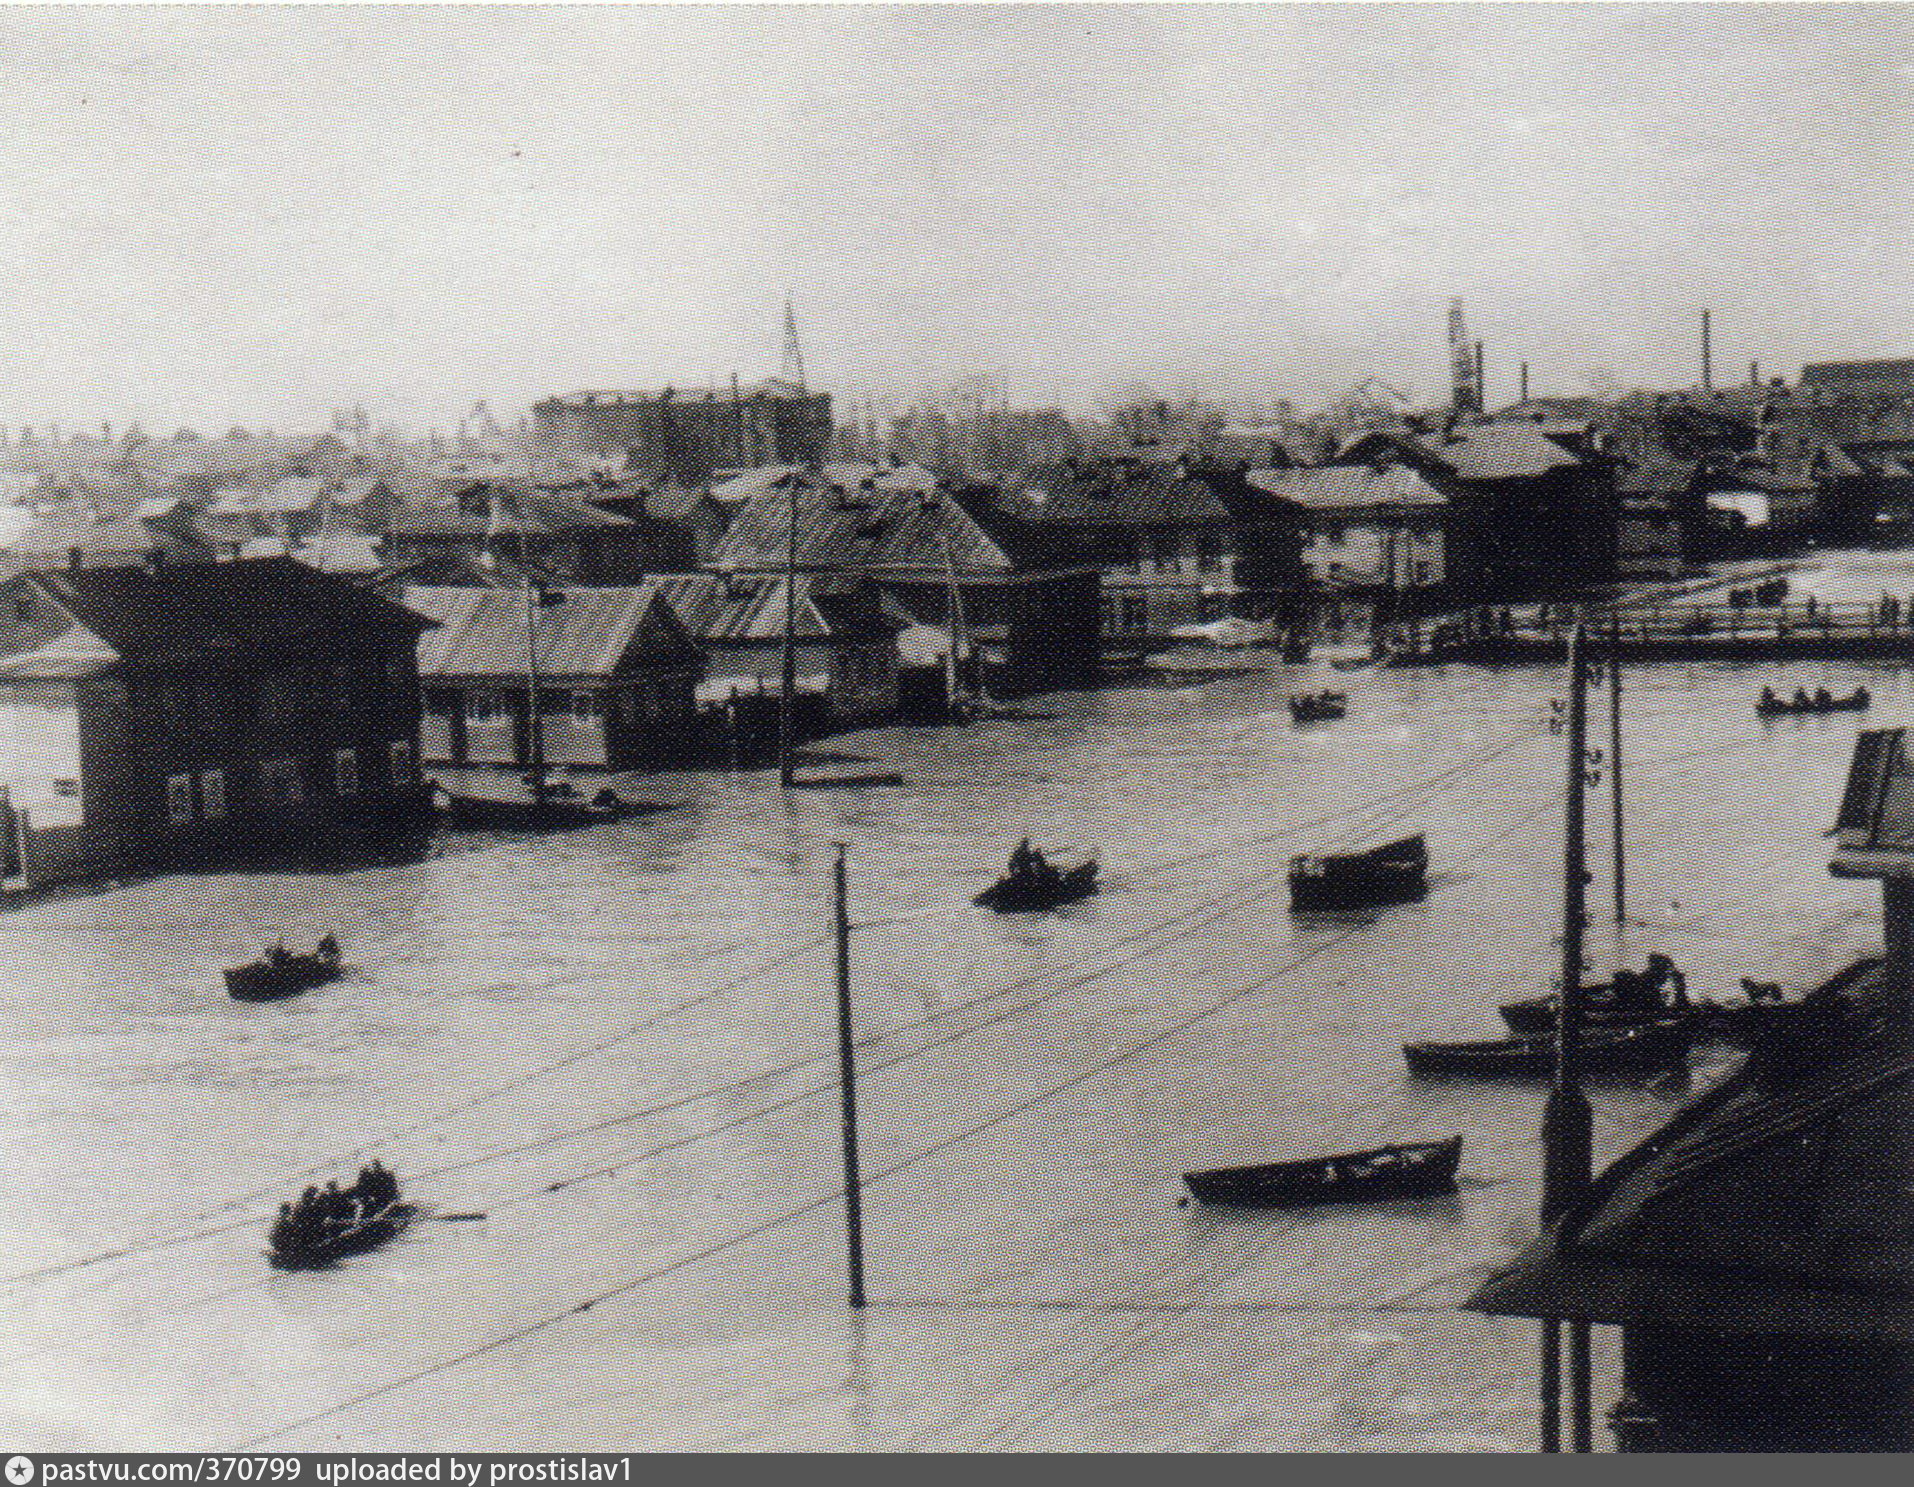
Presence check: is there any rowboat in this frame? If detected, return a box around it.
[1288,690,1348,722]
[432,784,634,830]
[1497,987,1725,1037]
[269,1200,417,1270]
[225,938,342,1002]
[1289,834,1427,911]
[975,859,1099,912]
[1403,1022,1690,1079]
[1183,1136,1462,1208]
[1756,686,1870,716]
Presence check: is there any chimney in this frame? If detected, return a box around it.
[1519,362,1529,403]
[68,546,82,571]
[1701,309,1712,391]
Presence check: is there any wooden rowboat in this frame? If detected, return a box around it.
[1183,1136,1462,1208]
[975,859,1099,912]
[1288,690,1348,722]
[1403,1023,1690,1079]
[225,940,342,1002]
[1289,834,1427,911]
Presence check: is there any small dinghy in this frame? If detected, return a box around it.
[1403,1022,1690,1079]
[1288,690,1347,723]
[1289,834,1427,911]
[225,937,342,1002]
[1183,1136,1462,1208]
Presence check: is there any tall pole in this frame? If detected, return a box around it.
[522,573,547,810]
[778,475,800,788]
[1543,621,1595,1452]
[1701,309,1712,391]
[834,844,867,1308]
[1610,615,1625,925]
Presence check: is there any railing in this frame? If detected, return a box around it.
[1422,599,1914,654]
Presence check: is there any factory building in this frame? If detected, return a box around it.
[531,380,833,487]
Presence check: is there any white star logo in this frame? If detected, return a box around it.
[6,1457,33,1486]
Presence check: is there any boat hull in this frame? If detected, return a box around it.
[1184,1136,1462,1207]
[225,955,341,1002]
[1404,1025,1689,1079]
[975,862,1099,912]
[1289,835,1427,911]
[269,1202,417,1270]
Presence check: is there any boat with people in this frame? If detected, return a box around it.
[268,1161,415,1270]
[1497,953,1705,1035]
[1756,685,1870,716]
[1402,1022,1691,1079]
[225,936,343,1002]
[1288,691,1348,723]
[1182,1135,1462,1208]
[975,840,1099,912]
[1289,834,1427,911]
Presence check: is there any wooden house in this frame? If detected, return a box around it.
[405,583,702,771]
[0,557,434,889]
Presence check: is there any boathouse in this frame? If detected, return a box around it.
[0,557,435,890]
[406,583,701,771]
[1468,729,1914,1450]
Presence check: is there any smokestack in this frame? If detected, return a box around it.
[1520,362,1529,403]
[1750,360,1760,388]
[1474,342,1485,411]
[1701,309,1712,391]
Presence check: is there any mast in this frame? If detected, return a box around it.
[778,471,801,788]
[522,572,547,809]
[941,528,971,714]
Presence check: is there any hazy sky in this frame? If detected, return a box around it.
[0,4,1908,432]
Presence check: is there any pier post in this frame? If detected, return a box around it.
[1609,616,1625,925]
[835,844,867,1308]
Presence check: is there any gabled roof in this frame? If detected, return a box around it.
[1246,463,1447,511]
[649,572,902,644]
[1343,426,1588,482]
[0,555,433,673]
[406,582,698,680]
[708,466,1019,574]
[1006,462,1232,528]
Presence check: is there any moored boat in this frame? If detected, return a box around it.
[269,1161,414,1270]
[432,783,634,830]
[1289,833,1427,911]
[1183,1135,1462,1207]
[1403,1022,1690,1079]
[1498,991,1723,1037]
[225,937,343,1002]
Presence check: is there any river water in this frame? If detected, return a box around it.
[1,551,1907,1451]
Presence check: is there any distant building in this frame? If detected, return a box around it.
[1800,358,1914,399]
[532,381,833,487]
[405,583,701,772]
[383,484,693,584]
[1247,463,1447,598]
[0,558,433,890]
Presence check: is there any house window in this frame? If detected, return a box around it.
[1121,596,1147,633]
[1413,561,1431,586]
[333,748,358,796]
[388,739,415,785]
[466,690,506,725]
[166,773,194,825]
[571,691,603,723]
[199,769,226,820]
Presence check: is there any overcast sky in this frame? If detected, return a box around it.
[0,4,1907,433]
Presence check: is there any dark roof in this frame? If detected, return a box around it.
[650,573,900,643]
[1343,426,1589,482]
[1,556,433,671]
[1004,462,1232,528]
[708,465,1021,574]
[1469,960,1912,1341]
[1246,464,1447,511]
[406,583,698,679]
